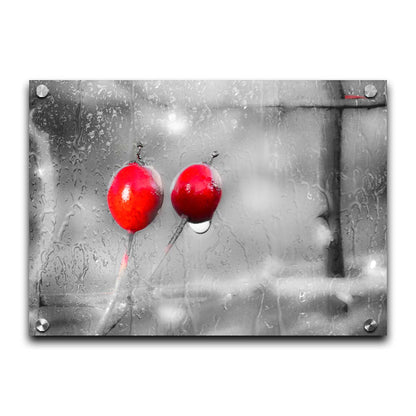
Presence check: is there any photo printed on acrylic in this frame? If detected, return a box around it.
[29,81,387,336]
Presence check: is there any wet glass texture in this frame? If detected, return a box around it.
[29,81,387,336]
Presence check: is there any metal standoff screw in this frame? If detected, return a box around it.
[35,318,50,333]
[363,318,378,333]
[36,84,49,98]
[364,84,377,99]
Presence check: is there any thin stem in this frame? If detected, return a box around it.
[95,232,135,335]
[206,150,219,166]
[142,150,218,291]
[136,142,144,165]
[148,215,188,288]
[105,216,189,334]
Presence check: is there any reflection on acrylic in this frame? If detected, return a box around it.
[29,80,387,336]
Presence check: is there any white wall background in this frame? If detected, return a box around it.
[1,1,413,415]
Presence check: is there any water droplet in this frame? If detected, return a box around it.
[188,220,211,234]
[223,293,232,310]
[299,291,306,303]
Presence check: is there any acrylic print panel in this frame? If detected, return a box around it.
[28,81,387,336]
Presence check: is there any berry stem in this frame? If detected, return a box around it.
[136,142,144,161]
[99,216,189,334]
[145,150,219,290]
[206,150,219,166]
[95,232,135,335]
[147,215,188,287]
[134,141,146,166]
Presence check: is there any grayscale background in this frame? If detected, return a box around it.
[29,80,387,336]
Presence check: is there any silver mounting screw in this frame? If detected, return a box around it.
[35,318,50,333]
[364,84,377,99]
[36,84,49,99]
[364,318,378,333]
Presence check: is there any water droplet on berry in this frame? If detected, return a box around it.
[188,220,211,234]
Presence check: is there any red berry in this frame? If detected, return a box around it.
[107,163,163,233]
[171,164,222,223]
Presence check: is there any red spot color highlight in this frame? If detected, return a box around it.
[121,253,129,270]
[171,164,222,223]
[107,163,164,233]
[344,95,366,99]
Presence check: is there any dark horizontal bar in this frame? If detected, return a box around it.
[265,99,387,109]
[141,96,387,111]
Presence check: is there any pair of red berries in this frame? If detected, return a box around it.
[107,149,222,234]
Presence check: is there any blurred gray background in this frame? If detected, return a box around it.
[29,80,387,336]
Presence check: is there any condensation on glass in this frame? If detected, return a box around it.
[28,80,387,336]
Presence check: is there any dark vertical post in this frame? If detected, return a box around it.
[320,82,345,278]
